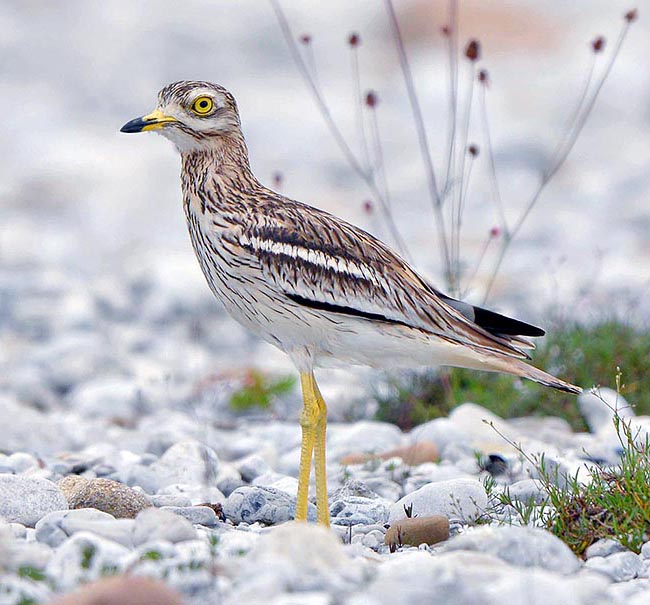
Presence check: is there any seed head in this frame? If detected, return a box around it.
[468,144,479,157]
[490,226,500,238]
[441,25,451,37]
[465,39,481,62]
[272,171,283,188]
[478,69,489,85]
[362,200,374,215]
[299,34,311,45]
[348,32,360,47]
[365,91,378,108]
[624,9,638,22]
[591,36,605,53]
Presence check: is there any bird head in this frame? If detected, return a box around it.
[120,81,242,152]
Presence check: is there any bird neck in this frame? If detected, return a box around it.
[180,133,262,202]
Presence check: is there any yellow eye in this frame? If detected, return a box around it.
[191,96,214,115]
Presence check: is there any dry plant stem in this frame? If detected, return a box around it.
[482,16,635,304]
[463,232,494,298]
[350,45,372,174]
[478,84,508,232]
[383,0,451,279]
[369,107,392,210]
[442,0,460,199]
[270,0,411,259]
[452,63,477,294]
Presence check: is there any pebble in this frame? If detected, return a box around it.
[155,482,226,506]
[149,440,220,488]
[389,478,487,523]
[578,388,634,433]
[132,508,198,545]
[444,526,581,574]
[504,479,547,505]
[448,403,515,452]
[46,576,183,605]
[236,453,273,482]
[340,441,439,466]
[585,551,643,582]
[0,474,67,526]
[224,485,316,525]
[59,476,151,518]
[66,376,147,420]
[227,522,365,601]
[641,541,650,559]
[385,515,450,549]
[409,418,468,455]
[36,508,129,548]
[328,421,404,460]
[160,505,219,526]
[585,538,629,559]
[355,550,611,605]
[45,531,130,591]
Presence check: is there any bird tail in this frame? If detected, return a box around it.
[474,355,582,394]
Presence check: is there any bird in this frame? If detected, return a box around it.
[121,80,581,527]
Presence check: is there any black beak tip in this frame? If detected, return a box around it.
[120,117,145,134]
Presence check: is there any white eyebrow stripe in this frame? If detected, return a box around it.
[241,235,385,286]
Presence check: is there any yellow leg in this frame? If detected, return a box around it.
[295,371,329,525]
[312,378,330,526]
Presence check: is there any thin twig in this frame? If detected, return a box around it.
[368,103,392,210]
[452,62,477,293]
[482,15,635,303]
[383,0,451,278]
[442,0,459,200]
[349,41,372,174]
[478,79,508,232]
[270,0,411,258]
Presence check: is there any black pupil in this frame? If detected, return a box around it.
[199,100,208,108]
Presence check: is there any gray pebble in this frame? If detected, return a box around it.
[150,494,193,507]
[585,551,643,582]
[35,508,117,548]
[389,478,486,523]
[160,505,219,527]
[46,531,130,592]
[132,508,198,545]
[149,440,220,489]
[585,538,628,559]
[505,479,547,505]
[444,525,581,574]
[0,474,67,526]
[236,453,272,482]
[224,485,316,525]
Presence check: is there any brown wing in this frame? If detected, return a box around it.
[238,194,535,359]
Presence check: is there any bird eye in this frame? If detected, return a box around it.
[191,96,215,115]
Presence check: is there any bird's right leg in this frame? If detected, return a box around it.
[295,371,317,521]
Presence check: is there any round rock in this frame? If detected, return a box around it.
[224,485,316,525]
[444,525,581,574]
[59,476,151,519]
[389,478,487,523]
[149,440,220,489]
[0,474,67,526]
[385,515,450,549]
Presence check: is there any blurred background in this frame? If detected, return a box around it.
[1,0,648,420]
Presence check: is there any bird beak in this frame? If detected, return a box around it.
[120,109,177,133]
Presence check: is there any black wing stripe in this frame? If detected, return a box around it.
[285,292,414,329]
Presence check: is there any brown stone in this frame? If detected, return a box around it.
[339,441,439,466]
[385,515,450,550]
[58,476,151,519]
[46,576,183,605]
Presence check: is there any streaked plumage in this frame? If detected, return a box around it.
[121,80,581,526]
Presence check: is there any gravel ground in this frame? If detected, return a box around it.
[1,1,649,604]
